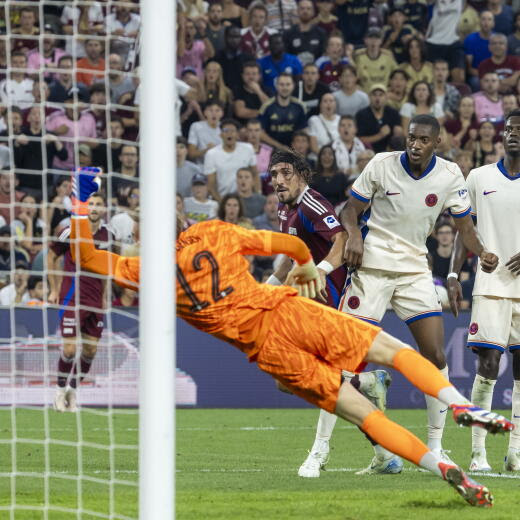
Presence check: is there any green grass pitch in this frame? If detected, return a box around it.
[0,408,518,519]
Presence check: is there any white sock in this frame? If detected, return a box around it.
[509,380,520,451]
[419,451,442,477]
[437,385,471,406]
[314,409,337,443]
[374,444,395,459]
[471,374,496,451]
[425,366,450,451]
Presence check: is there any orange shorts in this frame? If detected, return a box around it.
[254,297,381,413]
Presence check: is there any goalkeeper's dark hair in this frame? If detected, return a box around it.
[505,108,520,122]
[268,148,314,184]
[409,114,440,136]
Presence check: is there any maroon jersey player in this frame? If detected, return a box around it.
[48,193,116,412]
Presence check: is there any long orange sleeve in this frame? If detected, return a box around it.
[270,232,312,264]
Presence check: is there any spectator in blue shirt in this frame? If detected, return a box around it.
[489,0,513,36]
[258,33,303,91]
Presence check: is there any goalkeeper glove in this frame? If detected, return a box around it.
[71,167,102,216]
[285,259,324,299]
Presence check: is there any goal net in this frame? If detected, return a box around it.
[0,1,177,518]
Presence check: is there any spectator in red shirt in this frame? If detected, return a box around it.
[11,7,39,54]
[76,39,106,87]
[478,33,520,94]
[240,2,276,59]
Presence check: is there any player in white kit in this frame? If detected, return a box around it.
[448,109,520,472]
[318,114,497,474]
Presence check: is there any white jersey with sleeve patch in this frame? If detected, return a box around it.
[351,151,470,273]
[466,160,520,298]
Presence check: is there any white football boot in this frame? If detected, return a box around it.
[355,454,404,475]
[298,439,329,478]
[469,450,492,472]
[65,387,78,412]
[504,449,520,471]
[359,370,392,411]
[53,387,68,412]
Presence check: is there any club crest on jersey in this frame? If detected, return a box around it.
[323,215,340,229]
[469,322,478,335]
[288,227,297,235]
[425,193,438,207]
[458,189,468,199]
[348,296,360,309]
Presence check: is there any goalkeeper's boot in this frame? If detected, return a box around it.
[66,387,78,413]
[504,449,520,471]
[451,404,514,434]
[355,454,403,475]
[358,370,392,411]
[439,463,493,507]
[53,387,67,413]
[469,450,491,472]
[298,439,329,478]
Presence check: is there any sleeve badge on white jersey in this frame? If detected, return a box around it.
[458,189,468,199]
[323,215,340,229]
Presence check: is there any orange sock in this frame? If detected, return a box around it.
[393,348,451,399]
[361,410,429,466]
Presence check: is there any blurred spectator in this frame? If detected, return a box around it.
[84,83,108,138]
[453,149,474,179]
[240,2,276,59]
[14,106,67,195]
[60,2,105,59]
[76,39,105,87]
[108,53,136,104]
[187,100,223,162]
[495,93,519,139]
[316,34,349,92]
[0,37,6,82]
[472,71,503,122]
[113,287,139,307]
[220,0,247,28]
[291,131,315,168]
[45,90,97,170]
[352,148,375,176]
[401,37,433,89]
[215,26,255,90]
[217,192,252,227]
[433,60,461,120]
[183,173,219,222]
[48,55,89,103]
[246,119,272,177]
[177,136,202,198]
[0,225,28,281]
[284,0,326,66]
[313,0,338,34]
[259,73,307,149]
[233,61,270,125]
[264,0,299,32]
[488,0,513,35]
[382,8,413,65]
[478,34,520,95]
[464,10,495,91]
[336,0,370,46]
[111,144,139,201]
[25,275,45,305]
[12,193,45,255]
[458,1,480,41]
[202,61,233,116]
[425,0,465,84]
[92,115,124,172]
[27,27,66,80]
[332,115,366,176]
[508,12,520,56]
[253,192,279,231]
[355,84,402,153]
[206,3,226,55]
[294,63,330,117]
[0,260,29,305]
[105,4,141,47]
[45,176,72,236]
[110,186,139,246]
[204,118,257,200]
[236,167,265,218]
[176,17,214,77]
[403,0,428,33]
[26,79,59,124]
[259,33,303,91]
[368,0,388,30]
[0,51,34,109]
[386,68,410,112]
[308,92,340,153]
[179,1,209,20]
[444,95,479,148]
[310,145,348,206]
[11,6,39,54]
[333,65,369,117]
[354,28,396,93]
[400,81,445,130]
[78,143,93,168]
[0,170,24,225]
[464,120,497,167]
[0,106,23,144]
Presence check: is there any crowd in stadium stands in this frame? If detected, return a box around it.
[1,0,520,309]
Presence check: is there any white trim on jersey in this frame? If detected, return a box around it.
[303,192,328,215]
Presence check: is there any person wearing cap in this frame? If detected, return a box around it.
[0,259,29,305]
[355,83,402,153]
[382,8,414,65]
[76,38,106,87]
[353,27,397,93]
[26,26,66,80]
[183,172,219,222]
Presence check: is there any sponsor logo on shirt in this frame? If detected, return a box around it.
[288,227,297,235]
[458,189,468,198]
[425,193,438,207]
[385,190,400,196]
[323,215,340,229]
[483,190,497,196]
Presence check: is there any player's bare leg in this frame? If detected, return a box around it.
[506,349,520,471]
[334,381,493,508]
[408,316,453,464]
[54,339,76,412]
